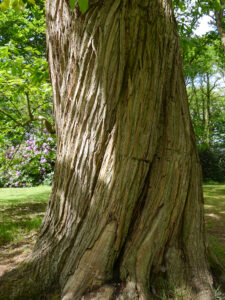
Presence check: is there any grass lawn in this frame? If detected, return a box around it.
[204,184,225,265]
[0,185,51,276]
[0,184,224,296]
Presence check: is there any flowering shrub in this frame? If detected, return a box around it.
[0,128,56,187]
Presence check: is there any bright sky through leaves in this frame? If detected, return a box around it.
[194,15,214,36]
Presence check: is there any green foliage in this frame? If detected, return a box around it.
[188,85,225,146]
[0,0,35,12]
[0,0,54,178]
[69,0,88,13]
[1,0,89,13]
[172,0,222,37]
[78,0,88,13]
[199,146,225,182]
[69,0,76,10]
[182,34,224,80]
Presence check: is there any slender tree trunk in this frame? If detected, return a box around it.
[0,0,213,299]
[215,0,225,53]
[205,73,211,145]
[201,80,207,144]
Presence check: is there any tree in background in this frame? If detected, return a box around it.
[174,0,225,53]
[0,0,54,134]
[174,0,225,182]
[0,0,56,186]
[183,34,225,147]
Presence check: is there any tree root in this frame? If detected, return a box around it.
[0,261,60,300]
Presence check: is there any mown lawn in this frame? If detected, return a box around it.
[204,184,225,265]
[0,184,224,296]
[0,186,51,276]
[0,186,51,246]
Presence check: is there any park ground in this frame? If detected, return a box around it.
[0,184,225,298]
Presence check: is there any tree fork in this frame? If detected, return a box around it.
[0,0,216,299]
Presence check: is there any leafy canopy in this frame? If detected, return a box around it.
[1,0,89,13]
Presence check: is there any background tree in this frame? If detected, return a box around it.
[174,0,225,182]
[0,0,56,187]
[0,0,55,134]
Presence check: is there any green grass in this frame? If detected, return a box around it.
[0,184,224,270]
[0,184,224,298]
[0,185,51,246]
[203,184,225,265]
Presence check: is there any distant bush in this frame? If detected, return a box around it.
[198,146,225,183]
[0,128,56,187]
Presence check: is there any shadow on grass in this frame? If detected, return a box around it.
[0,216,44,246]
[0,190,50,247]
[1,202,47,216]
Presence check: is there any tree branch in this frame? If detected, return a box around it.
[0,108,23,126]
[32,116,56,134]
[0,108,55,134]
[25,91,33,120]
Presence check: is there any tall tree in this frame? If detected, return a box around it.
[0,0,214,299]
[0,0,55,140]
[214,0,225,53]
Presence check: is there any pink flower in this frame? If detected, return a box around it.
[41,157,47,163]
[15,182,19,186]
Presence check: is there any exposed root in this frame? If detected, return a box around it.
[0,261,60,300]
[81,285,116,300]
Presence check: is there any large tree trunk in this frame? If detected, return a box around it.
[0,0,214,299]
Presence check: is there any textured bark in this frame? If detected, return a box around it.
[0,0,214,299]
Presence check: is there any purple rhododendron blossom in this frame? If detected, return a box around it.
[2,127,56,187]
[41,157,47,163]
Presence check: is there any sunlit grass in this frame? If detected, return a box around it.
[0,186,51,246]
[0,184,224,270]
[204,184,225,265]
[0,185,51,206]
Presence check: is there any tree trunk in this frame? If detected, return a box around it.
[215,0,225,53]
[0,0,214,299]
